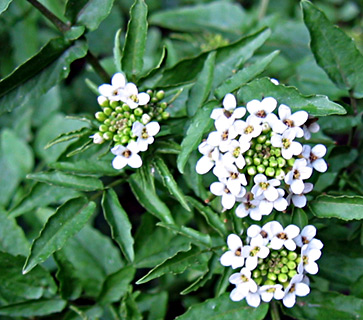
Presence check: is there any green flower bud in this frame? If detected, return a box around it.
[113,135,120,141]
[160,102,168,109]
[296,256,302,264]
[259,263,267,271]
[281,257,288,264]
[287,158,295,167]
[270,149,275,156]
[109,100,118,109]
[278,273,288,283]
[255,143,263,152]
[134,107,143,116]
[109,126,116,132]
[247,166,257,176]
[281,266,289,274]
[130,114,136,122]
[156,115,163,122]
[274,148,281,157]
[261,270,268,276]
[245,156,253,166]
[253,270,261,278]
[287,261,296,270]
[257,165,266,173]
[95,112,106,122]
[104,107,112,116]
[115,106,123,113]
[288,252,298,261]
[147,89,153,96]
[277,157,286,168]
[265,167,275,177]
[161,111,170,120]
[255,277,263,285]
[271,251,279,258]
[280,249,288,257]
[99,124,108,132]
[262,159,269,167]
[103,132,113,140]
[246,149,254,157]
[269,160,278,168]
[104,119,112,126]
[156,90,165,100]
[253,157,261,166]
[264,280,276,286]
[157,107,164,114]
[151,97,158,103]
[122,104,130,111]
[257,135,267,144]
[274,267,281,274]
[123,111,130,119]
[127,120,132,126]
[122,128,131,136]
[265,140,272,146]
[267,273,277,281]
[288,270,297,278]
[120,136,130,144]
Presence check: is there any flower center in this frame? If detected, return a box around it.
[241,275,249,282]
[310,153,318,162]
[293,169,300,179]
[284,119,294,127]
[277,232,288,240]
[222,131,229,141]
[123,150,132,158]
[289,284,296,293]
[260,182,269,190]
[233,147,241,158]
[224,110,232,118]
[260,230,268,238]
[303,255,309,265]
[302,236,310,244]
[282,138,291,149]
[224,187,231,194]
[131,94,139,102]
[115,119,128,129]
[235,247,242,256]
[250,246,261,256]
[231,172,239,179]
[256,110,266,118]
[267,287,276,293]
[141,128,149,139]
[245,125,254,134]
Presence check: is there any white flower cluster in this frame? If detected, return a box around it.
[92,73,162,170]
[196,93,327,219]
[220,222,323,308]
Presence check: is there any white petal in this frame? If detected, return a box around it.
[210,182,225,196]
[309,239,323,250]
[230,287,246,301]
[246,100,261,114]
[254,174,267,184]
[284,239,297,251]
[220,251,235,267]
[261,291,273,302]
[207,131,221,147]
[301,225,316,239]
[283,293,296,308]
[125,82,138,95]
[245,256,258,270]
[111,145,125,156]
[127,141,140,153]
[303,183,314,194]
[196,156,214,174]
[138,92,150,105]
[258,246,269,259]
[111,72,126,88]
[291,179,305,194]
[270,134,282,147]
[222,193,236,209]
[295,283,310,297]
[223,93,237,110]
[299,166,313,180]
[284,171,294,185]
[264,187,278,202]
[310,122,320,133]
[112,156,128,170]
[274,286,285,300]
[261,97,277,113]
[137,139,149,152]
[290,141,303,156]
[234,107,246,119]
[249,209,262,221]
[146,121,160,136]
[285,225,300,238]
[305,262,319,274]
[313,159,328,173]
[229,273,243,285]
[290,111,308,127]
[231,256,245,269]
[132,121,144,136]
[270,237,284,250]
[210,108,224,120]
[274,197,288,211]
[247,225,261,238]
[258,200,274,215]
[246,292,261,308]
[227,234,243,251]
[267,221,283,235]
[227,179,242,196]
[278,104,291,120]
[235,203,249,218]
[98,84,114,97]
[292,195,307,208]
[128,154,142,168]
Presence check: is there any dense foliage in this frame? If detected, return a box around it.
[0,0,362,319]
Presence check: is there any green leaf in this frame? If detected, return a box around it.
[157,28,271,88]
[45,127,91,149]
[64,0,89,23]
[102,189,134,262]
[302,0,363,98]
[0,252,57,304]
[237,77,346,116]
[98,266,136,305]
[113,28,123,72]
[153,156,191,212]
[284,290,363,320]
[26,171,104,192]
[49,159,119,176]
[136,245,210,284]
[129,168,175,224]
[157,223,212,247]
[309,195,363,221]
[0,40,88,115]
[9,183,81,218]
[291,207,309,229]
[120,291,143,320]
[0,299,67,317]
[186,51,216,116]
[149,2,247,34]
[76,0,115,31]
[136,291,168,320]
[154,140,181,155]
[122,0,148,80]
[186,197,226,237]
[0,208,29,256]
[175,293,269,320]
[215,50,280,99]
[54,225,123,298]
[23,197,96,274]
[0,0,13,15]
[177,100,218,174]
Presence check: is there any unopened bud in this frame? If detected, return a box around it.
[122,104,130,111]
[110,100,118,109]
[287,158,295,167]
[156,90,165,100]
[288,270,297,278]
[104,107,112,116]
[97,96,109,107]
[278,273,288,283]
[253,158,261,166]
[245,156,253,166]
[99,124,108,132]
[287,261,296,270]
[288,252,298,261]
[257,135,267,144]
[103,132,113,140]
[267,273,277,281]
[264,279,275,286]
[265,167,275,177]
[95,112,106,122]
[247,166,257,176]
[161,112,169,120]
[160,102,168,109]
[142,114,151,124]
[120,136,129,144]
[281,266,289,274]
[134,107,143,116]
[257,165,266,173]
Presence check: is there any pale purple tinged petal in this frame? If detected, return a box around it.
[132,121,144,136]
[283,293,296,308]
[292,194,307,208]
[229,273,243,285]
[313,159,327,172]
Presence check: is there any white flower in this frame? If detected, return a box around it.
[251,174,280,202]
[206,126,239,153]
[235,116,262,142]
[284,159,313,194]
[220,234,245,269]
[132,121,160,152]
[273,188,288,211]
[90,132,104,144]
[282,274,310,308]
[229,268,258,297]
[259,284,284,302]
[246,97,277,124]
[111,141,142,169]
[222,139,250,169]
[273,104,308,138]
[196,141,220,174]
[213,163,247,195]
[271,130,303,160]
[269,222,300,251]
[98,73,126,101]
[118,82,150,109]
[247,223,275,246]
[303,118,320,140]
[211,93,246,131]
[294,225,323,249]
[242,235,270,270]
[298,244,322,275]
[302,144,328,173]
[287,182,313,208]
[235,193,273,221]
[210,180,243,210]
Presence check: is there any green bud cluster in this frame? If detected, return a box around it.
[93,90,169,146]
[244,129,295,180]
[252,249,300,288]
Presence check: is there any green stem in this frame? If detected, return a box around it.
[27,0,70,33]
[258,0,269,20]
[86,51,111,83]
[89,177,125,201]
[271,300,281,320]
